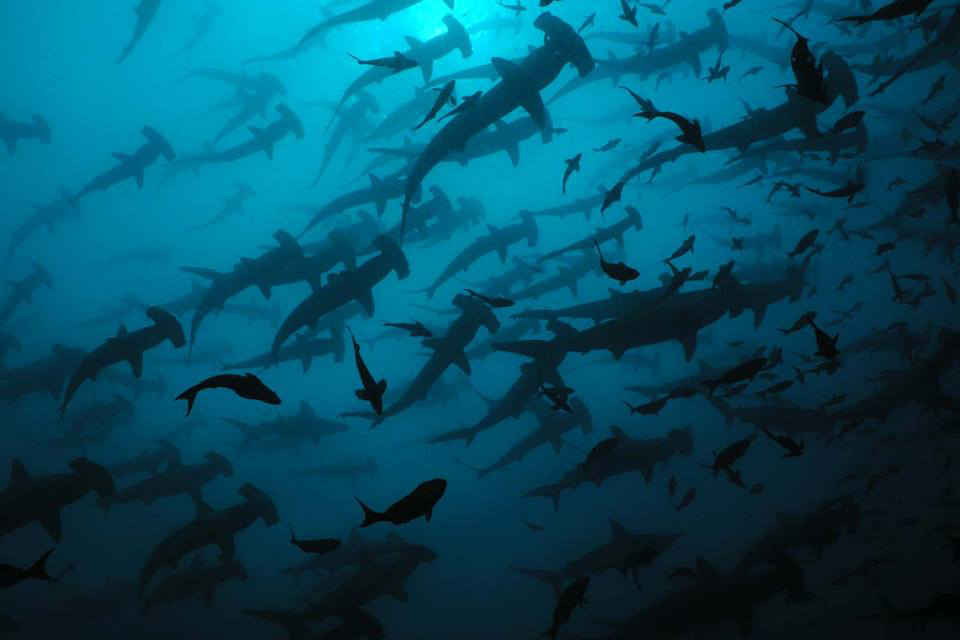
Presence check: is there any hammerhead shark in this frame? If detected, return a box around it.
[163,104,303,183]
[139,484,279,593]
[428,320,572,446]
[71,126,175,202]
[330,15,471,122]
[245,0,455,63]
[347,293,499,426]
[183,70,287,145]
[374,116,567,177]
[513,518,684,595]
[271,235,410,355]
[310,91,379,184]
[539,206,643,262]
[524,426,694,511]
[57,306,185,418]
[550,10,728,104]
[601,51,858,211]
[117,0,163,62]
[222,326,346,373]
[0,263,53,326]
[300,169,410,237]
[184,230,346,352]
[99,450,233,511]
[471,397,593,478]
[3,188,76,265]
[0,457,115,542]
[0,344,86,405]
[190,183,255,230]
[419,211,539,297]
[400,12,595,236]
[0,112,51,154]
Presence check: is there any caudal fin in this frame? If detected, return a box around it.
[26,549,56,582]
[511,566,563,597]
[175,388,199,417]
[355,497,381,527]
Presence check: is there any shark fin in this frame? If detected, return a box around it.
[492,121,520,167]
[127,351,144,378]
[678,331,698,362]
[388,584,409,602]
[8,459,31,489]
[491,57,548,128]
[39,510,63,542]
[609,517,630,539]
[195,500,214,519]
[357,289,374,316]
[451,349,471,375]
[418,59,434,83]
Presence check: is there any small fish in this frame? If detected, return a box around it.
[413,81,456,130]
[593,138,621,152]
[664,235,695,263]
[288,526,341,555]
[675,487,696,512]
[749,483,766,495]
[667,475,678,498]
[562,153,582,195]
[756,380,794,399]
[465,289,515,308]
[760,427,804,458]
[541,576,589,640]
[356,478,447,527]
[521,517,544,532]
[624,397,668,416]
[175,373,281,417]
[788,229,819,257]
[594,240,639,286]
[739,65,763,80]
[347,51,417,72]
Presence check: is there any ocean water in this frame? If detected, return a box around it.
[1,1,958,638]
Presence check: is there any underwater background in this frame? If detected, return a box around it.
[1,0,959,638]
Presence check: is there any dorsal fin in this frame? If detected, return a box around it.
[191,554,204,569]
[608,517,630,539]
[116,325,128,338]
[299,401,314,416]
[696,558,720,578]
[8,459,31,489]
[195,500,215,519]
[610,425,629,440]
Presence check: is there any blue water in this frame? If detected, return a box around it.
[1,1,959,638]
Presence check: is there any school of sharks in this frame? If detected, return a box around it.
[1,0,959,638]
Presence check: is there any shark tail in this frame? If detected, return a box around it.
[511,566,563,597]
[24,549,56,583]
[524,483,562,512]
[355,497,382,528]
[428,425,482,447]
[175,387,200,417]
